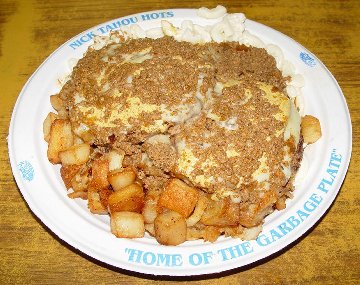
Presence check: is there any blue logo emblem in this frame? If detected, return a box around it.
[300,52,316,67]
[18,160,34,181]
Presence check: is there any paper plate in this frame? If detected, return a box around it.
[8,9,352,276]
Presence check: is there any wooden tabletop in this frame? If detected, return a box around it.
[1,0,359,284]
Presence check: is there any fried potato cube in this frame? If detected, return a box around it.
[88,190,108,214]
[107,150,125,171]
[50,94,64,111]
[98,187,113,209]
[73,124,94,143]
[47,119,74,164]
[108,167,136,192]
[43,112,58,142]
[154,210,187,245]
[301,115,322,144]
[200,197,240,227]
[60,164,82,189]
[90,158,110,189]
[71,172,89,193]
[108,183,145,213]
[110,212,145,238]
[51,95,68,118]
[59,143,91,166]
[158,178,199,218]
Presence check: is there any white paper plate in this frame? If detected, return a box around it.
[8,9,352,276]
